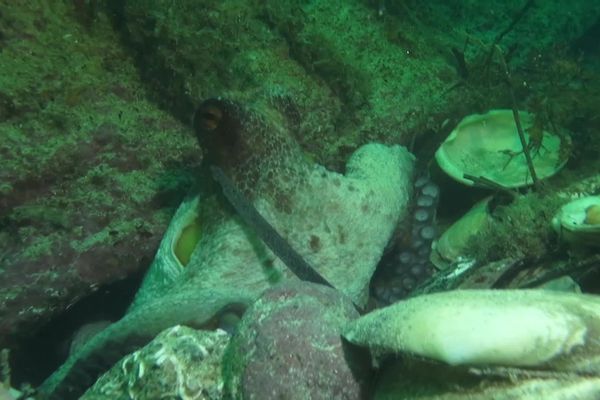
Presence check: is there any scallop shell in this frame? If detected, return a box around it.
[435,109,568,188]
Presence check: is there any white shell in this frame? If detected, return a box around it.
[343,289,600,372]
[552,195,600,247]
[435,110,568,188]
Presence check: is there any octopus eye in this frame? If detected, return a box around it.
[192,98,243,166]
[193,99,229,137]
[198,106,223,131]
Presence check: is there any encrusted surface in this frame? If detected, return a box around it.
[82,326,230,400]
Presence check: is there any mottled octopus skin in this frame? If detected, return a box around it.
[38,99,414,399]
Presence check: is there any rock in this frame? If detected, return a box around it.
[0,2,198,349]
[117,1,599,168]
[223,281,370,400]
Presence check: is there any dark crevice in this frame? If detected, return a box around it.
[9,269,144,387]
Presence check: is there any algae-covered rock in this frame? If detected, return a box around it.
[116,1,600,168]
[223,281,370,400]
[0,1,198,349]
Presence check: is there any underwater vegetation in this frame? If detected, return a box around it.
[1,0,600,399]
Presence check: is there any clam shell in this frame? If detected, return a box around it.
[552,195,600,247]
[343,289,600,373]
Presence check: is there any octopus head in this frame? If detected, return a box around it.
[193,98,248,171]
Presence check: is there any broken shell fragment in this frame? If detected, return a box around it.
[431,196,492,269]
[552,195,600,247]
[435,110,568,188]
[343,289,600,373]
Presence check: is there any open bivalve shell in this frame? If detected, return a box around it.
[552,195,600,247]
[435,109,568,188]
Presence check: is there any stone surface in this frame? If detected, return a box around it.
[115,1,600,169]
[223,281,370,400]
[0,1,198,349]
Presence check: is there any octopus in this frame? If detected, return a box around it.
[37,98,415,399]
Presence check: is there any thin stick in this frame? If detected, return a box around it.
[495,45,539,187]
[521,254,600,289]
[462,173,517,199]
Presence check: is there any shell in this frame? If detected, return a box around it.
[435,109,568,188]
[343,289,600,373]
[430,197,492,269]
[81,326,230,400]
[346,289,600,399]
[552,195,600,247]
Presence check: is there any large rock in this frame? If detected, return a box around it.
[223,281,370,400]
[0,2,198,349]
